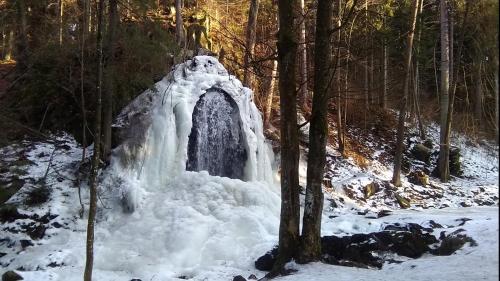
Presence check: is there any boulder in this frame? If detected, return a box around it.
[232,276,247,281]
[254,247,278,271]
[363,182,380,199]
[411,144,432,163]
[2,271,23,281]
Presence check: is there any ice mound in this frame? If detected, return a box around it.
[107,56,275,211]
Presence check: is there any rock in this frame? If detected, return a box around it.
[26,224,46,240]
[232,276,247,281]
[20,240,33,249]
[2,271,23,281]
[408,170,429,186]
[395,193,411,209]
[0,206,28,222]
[411,144,432,163]
[431,231,477,256]
[255,247,278,271]
[363,182,380,199]
[247,274,257,280]
[423,139,434,149]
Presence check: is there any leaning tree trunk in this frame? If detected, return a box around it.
[438,0,450,182]
[243,0,259,87]
[102,0,119,161]
[83,0,104,280]
[299,0,333,263]
[392,0,419,187]
[268,0,301,276]
[298,0,309,110]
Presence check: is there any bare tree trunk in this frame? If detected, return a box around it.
[439,0,450,182]
[79,0,89,216]
[102,0,119,161]
[336,0,344,155]
[381,15,389,109]
[438,0,450,183]
[268,0,301,275]
[392,0,419,187]
[58,0,64,46]
[83,0,104,279]
[175,0,184,46]
[442,0,469,182]
[298,0,308,110]
[299,0,333,263]
[14,0,29,72]
[264,59,278,128]
[414,0,426,139]
[474,60,482,122]
[243,0,259,87]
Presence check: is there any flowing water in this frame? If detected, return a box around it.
[186,88,247,179]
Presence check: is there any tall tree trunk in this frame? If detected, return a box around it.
[264,59,278,128]
[58,0,64,46]
[336,0,344,155]
[414,0,426,139]
[14,0,28,72]
[269,0,300,275]
[363,0,369,111]
[391,0,419,187]
[175,0,184,46]
[442,0,469,182]
[78,0,89,217]
[382,13,388,109]
[298,0,308,110]
[243,0,259,87]
[83,0,104,280]
[102,0,119,161]
[299,0,333,263]
[474,60,482,122]
[438,0,450,182]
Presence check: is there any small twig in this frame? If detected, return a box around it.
[42,147,57,182]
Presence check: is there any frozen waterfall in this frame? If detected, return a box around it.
[106,56,275,212]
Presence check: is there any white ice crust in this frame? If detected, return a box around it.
[108,56,275,211]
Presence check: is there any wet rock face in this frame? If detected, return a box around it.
[187,88,247,179]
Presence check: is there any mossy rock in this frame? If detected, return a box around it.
[411,144,432,164]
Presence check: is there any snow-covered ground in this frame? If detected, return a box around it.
[0,130,497,281]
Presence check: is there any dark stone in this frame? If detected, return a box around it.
[377,210,392,218]
[2,271,23,281]
[431,230,477,256]
[26,224,46,240]
[186,88,247,179]
[20,240,33,249]
[232,276,246,281]
[52,222,63,228]
[247,274,257,280]
[255,247,278,271]
[423,139,434,149]
[129,279,142,281]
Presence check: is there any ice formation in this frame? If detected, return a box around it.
[107,56,274,211]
